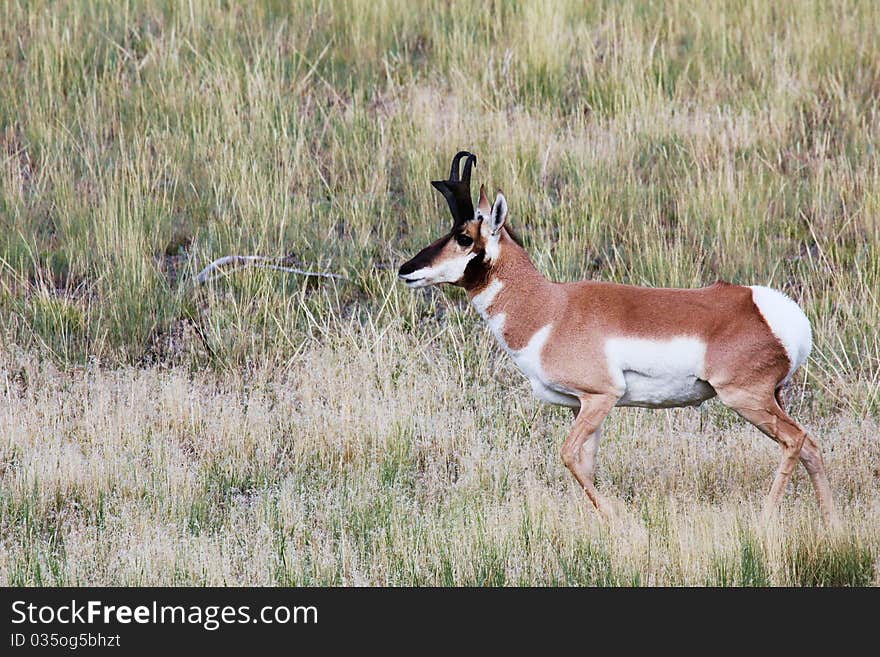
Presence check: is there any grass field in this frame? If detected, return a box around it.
[1,0,879,585]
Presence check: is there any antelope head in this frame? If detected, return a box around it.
[398,151,508,289]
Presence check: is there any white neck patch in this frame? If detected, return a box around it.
[471,278,503,319]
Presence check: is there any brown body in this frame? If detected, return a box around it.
[399,153,836,526]
[471,242,788,398]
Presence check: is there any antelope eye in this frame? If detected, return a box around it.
[455,233,473,247]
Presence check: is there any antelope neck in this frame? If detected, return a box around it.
[466,236,554,350]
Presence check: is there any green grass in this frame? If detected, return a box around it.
[1,0,879,585]
[786,535,875,587]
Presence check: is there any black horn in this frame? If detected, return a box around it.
[449,150,477,182]
[432,151,477,227]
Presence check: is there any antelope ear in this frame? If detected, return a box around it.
[477,184,491,215]
[488,191,508,234]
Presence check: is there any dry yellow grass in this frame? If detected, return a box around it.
[2,323,878,585]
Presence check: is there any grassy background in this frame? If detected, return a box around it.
[1,0,878,584]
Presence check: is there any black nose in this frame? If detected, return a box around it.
[398,259,418,277]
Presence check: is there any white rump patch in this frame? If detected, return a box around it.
[749,285,812,382]
[605,337,716,409]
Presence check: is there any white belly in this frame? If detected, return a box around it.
[606,336,717,409]
[616,371,716,408]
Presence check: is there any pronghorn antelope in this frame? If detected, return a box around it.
[398,151,836,525]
